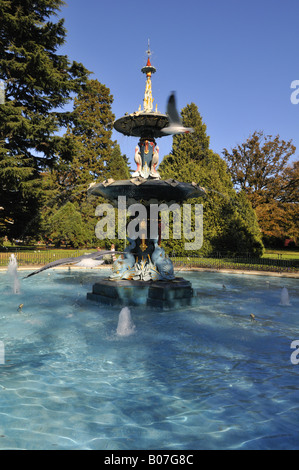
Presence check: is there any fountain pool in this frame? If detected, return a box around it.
[0,268,299,450]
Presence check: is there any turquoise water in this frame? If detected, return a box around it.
[0,267,299,450]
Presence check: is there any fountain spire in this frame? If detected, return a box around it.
[141,41,156,112]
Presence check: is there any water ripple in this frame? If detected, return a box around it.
[0,270,298,449]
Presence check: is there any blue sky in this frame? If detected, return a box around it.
[59,0,299,168]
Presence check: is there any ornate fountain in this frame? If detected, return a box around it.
[87,49,205,309]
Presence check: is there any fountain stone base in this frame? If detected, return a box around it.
[87,277,194,310]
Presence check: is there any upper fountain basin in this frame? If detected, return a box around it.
[114,112,169,139]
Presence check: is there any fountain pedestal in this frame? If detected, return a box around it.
[87,277,193,310]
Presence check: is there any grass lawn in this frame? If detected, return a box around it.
[263,249,299,260]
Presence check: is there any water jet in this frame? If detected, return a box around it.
[116,307,136,336]
[280,286,291,306]
[7,254,20,294]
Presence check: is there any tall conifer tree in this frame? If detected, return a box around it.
[106,144,131,180]
[67,79,115,183]
[0,0,89,240]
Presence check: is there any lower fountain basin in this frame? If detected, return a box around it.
[88,178,206,205]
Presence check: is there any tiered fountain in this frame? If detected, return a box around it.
[87,49,205,309]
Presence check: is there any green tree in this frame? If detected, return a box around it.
[106,144,131,180]
[45,201,86,248]
[45,79,115,199]
[42,79,126,247]
[0,0,89,240]
[159,104,263,256]
[66,79,115,183]
[166,103,210,170]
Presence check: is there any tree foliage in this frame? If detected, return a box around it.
[45,201,85,248]
[223,131,296,207]
[281,160,299,204]
[0,0,89,240]
[223,132,298,245]
[41,79,115,205]
[41,79,130,247]
[106,143,131,181]
[66,79,115,180]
